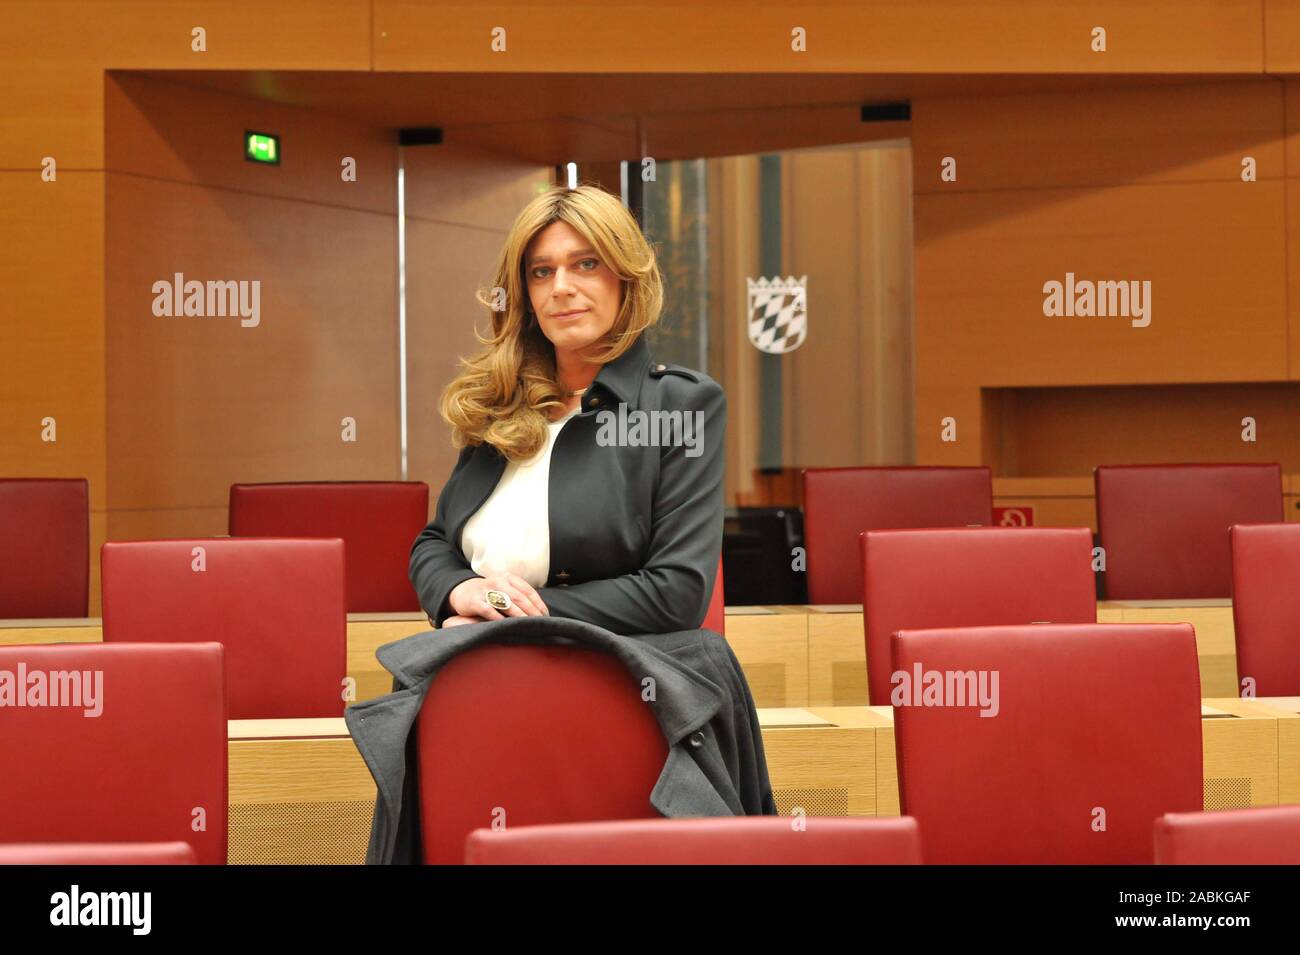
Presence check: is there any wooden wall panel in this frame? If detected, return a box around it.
[105,174,399,517]
[912,78,1293,469]
[0,173,106,488]
[403,218,508,505]
[643,110,909,166]
[1270,78,1300,178]
[445,117,636,169]
[1287,185,1300,379]
[373,1,1262,73]
[0,172,107,612]
[402,146,553,510]
[402,144,550,225]
[2,1,371,168]
[105,73,396,214]
[440,109,908,168]
[913,80,1284,194]
[1265,0,1300,72]
[914,180,1287,382]
[1287,80,1300,379]
[106,507,228,545]
[0,65,107,170]
[995,383,1300,476]
[914,382,982,465]
[5,2,372,68]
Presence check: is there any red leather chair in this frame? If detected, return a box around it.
[860,526,1096,705]
[101,538,346,720]
[703,558,725,635]
[1095,463,1283,599]
[0,842,198,865]
[417,643,669,864]
[1154,807,1300,864]
[0,642,226,864]
[0,477,89,618]
[802,466,992,605]
[1230,522,1300,696]
[229,481,429,612]
[893,623,1202,864]
[464,816,922,865]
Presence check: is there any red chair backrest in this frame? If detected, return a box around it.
[0,478,89,618]
[893,623,1203,864]
[703,558,724,635]
[229,481,429,612]
[0,842,198,865]
[417,643,669,865]
[1095,463,1283,599]
[1230,522,1300,696]
[101,538,346,719]
[1154,807,1300,864]
[0,642,226,864]
[464,816,922,864]
[860,526,1096,705]
[802,467,993,605]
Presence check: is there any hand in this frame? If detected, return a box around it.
[441,614,487,628]
[449,573,549,621]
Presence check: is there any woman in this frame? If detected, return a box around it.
[409,184,728,637]
[403,183,776,821]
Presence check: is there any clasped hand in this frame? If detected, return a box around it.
[442,573,550,628]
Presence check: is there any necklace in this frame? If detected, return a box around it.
[564,387,587,396]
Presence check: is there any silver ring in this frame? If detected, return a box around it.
[485,589,513,612]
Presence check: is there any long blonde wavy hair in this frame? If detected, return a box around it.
[440,184,664,462]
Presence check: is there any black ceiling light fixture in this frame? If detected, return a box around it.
[398,127,444,146]
[860,101,911,122]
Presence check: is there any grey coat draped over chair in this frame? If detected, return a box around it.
[344,615,778,864]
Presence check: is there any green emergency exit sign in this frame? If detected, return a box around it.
[245,131,280,165]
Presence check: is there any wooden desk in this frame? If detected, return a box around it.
[226,700,1289,864]
[0,617,102,646]
[756,706,881,817]
[721,607,809,708]
[357,608,814,708]
[0,609,811,708]
[227,708,884,865]
[345,613,427,701]
[0,601,1248,709]
[1099,600,1237,699]
[227,718,374,865]
[799,600,1241,707]
[1248,696,1300,804]
[0,614,432,705]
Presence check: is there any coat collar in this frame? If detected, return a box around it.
[586,332,652,410]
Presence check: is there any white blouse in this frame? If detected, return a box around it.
[459,408,579,588]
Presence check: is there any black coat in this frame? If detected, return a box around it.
[409,333,726,636]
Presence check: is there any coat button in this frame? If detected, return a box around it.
[655,363,666,372]
[688,731,705,749]
[588,396,600,407]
